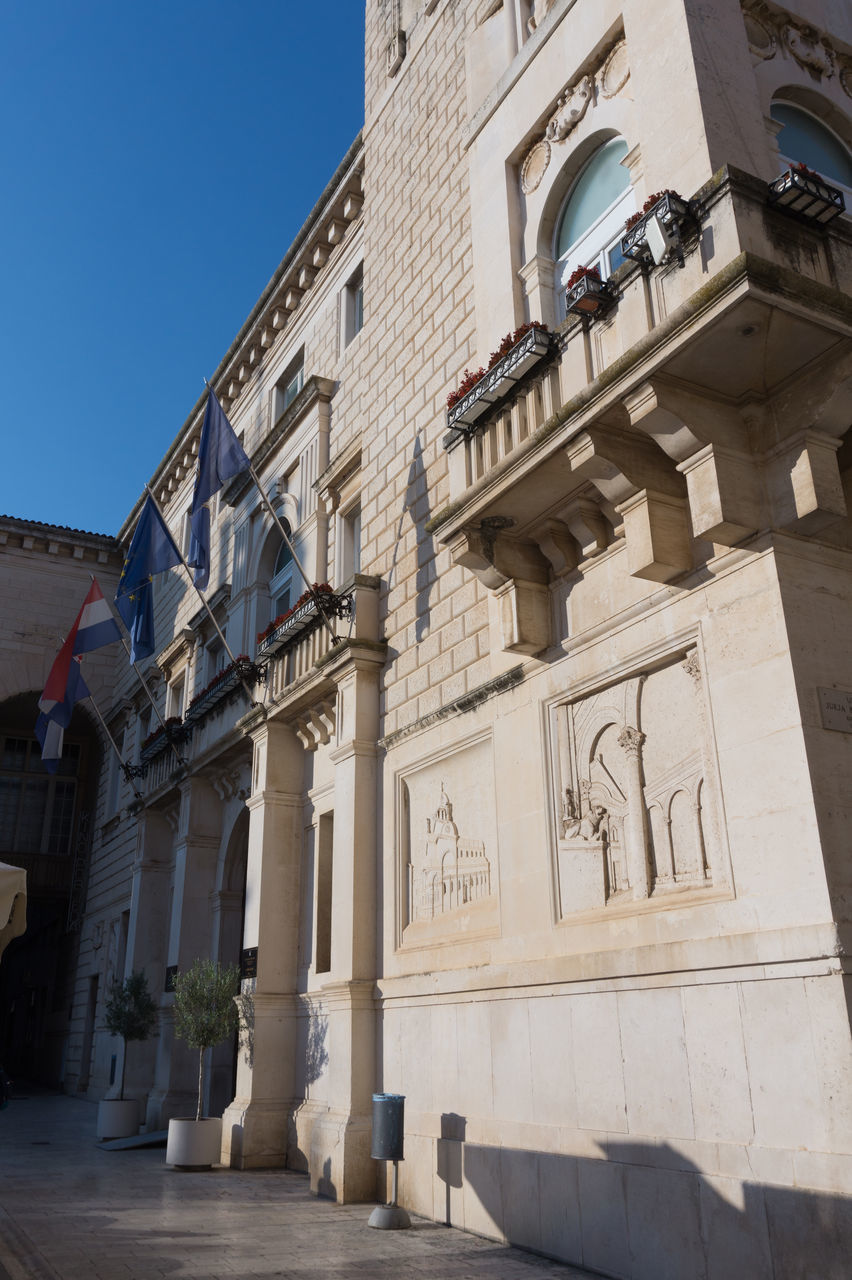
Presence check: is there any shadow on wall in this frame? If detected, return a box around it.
[386,429,437,642]
[305,1012,328,1086]
[436,1118,851,1280]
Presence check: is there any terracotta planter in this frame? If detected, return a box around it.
[166,1116,222,1170]
[96,1098,138,1141]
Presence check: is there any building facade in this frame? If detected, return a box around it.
[2,1,852,1275]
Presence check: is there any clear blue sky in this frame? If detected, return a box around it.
[0,1,365,537]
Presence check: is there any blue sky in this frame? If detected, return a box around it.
[0,1,365,537]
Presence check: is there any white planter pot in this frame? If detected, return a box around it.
[96,1098,138,1141]
[166,1116,223,1170]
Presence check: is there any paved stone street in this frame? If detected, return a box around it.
[0,1092,596,1280]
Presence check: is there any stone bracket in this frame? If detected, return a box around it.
[765,429,847,535]
[449,527,552,655]
[566,424,691,580]
[624,380,762,545]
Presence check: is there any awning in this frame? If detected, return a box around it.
[0,862,27,958]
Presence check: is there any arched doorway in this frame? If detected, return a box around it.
[208,807,248,1117]
[0,691,102,1085]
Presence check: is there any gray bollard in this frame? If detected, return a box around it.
[367,1093,411,1230]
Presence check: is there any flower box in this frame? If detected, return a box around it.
[183,658,261,726]
[256,587,351,659]
[565,269,615,320]
[257,597,324,657]
[139,721,190,766]
[447,325,553,431]
[767,166,845,225]
[620,191,696,266]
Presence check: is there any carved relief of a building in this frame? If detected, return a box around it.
[411,785,491,921]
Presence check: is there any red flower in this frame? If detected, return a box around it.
[565,264,601,291]
[447,322,548,410]
[624,190,683,232]
[793,161,824,182]
[256,584,336,645]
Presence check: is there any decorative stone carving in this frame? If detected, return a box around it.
[682,650,701,683]
[521,140,551,194]
[400,742,500,943]
[783,23,836,78]
[519,38,630,193]
[741,2,840,79]
[743,9,776,60]
[412,785,492,922]
[554,651,721,917]
[598,39,631,98]
[528,0,557,32]
[212,768,249,803]
[545,76,593,143]
[841,64,852,100]
[294,699,337,752]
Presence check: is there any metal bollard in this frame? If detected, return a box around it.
[367,1093,411,1230]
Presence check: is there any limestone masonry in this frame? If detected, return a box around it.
[2,2,852,1276]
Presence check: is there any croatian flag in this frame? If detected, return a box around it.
[42,579,122,705]
[36,579,121,770]
[36,658,90,773]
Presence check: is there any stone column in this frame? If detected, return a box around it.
[682,648,716,883]
[147,777,221,1127]
[123,807,173,1126]
[221,716,306,1169]
[307,639,385,1203]
[617,726,651,899]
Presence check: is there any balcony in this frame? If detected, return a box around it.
[134,577,381,797]
[431,166,852,657]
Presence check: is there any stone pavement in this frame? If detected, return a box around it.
[0,1091,598,1280]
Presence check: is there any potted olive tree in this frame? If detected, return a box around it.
[165,958,240,1170]
[96,969,158,1140]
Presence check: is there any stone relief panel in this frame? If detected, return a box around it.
[553,648,724,917]
[741,1,851,95]
[520,37,631,194]
[399,737,500,945]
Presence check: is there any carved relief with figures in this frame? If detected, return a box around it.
[553,648,726,917]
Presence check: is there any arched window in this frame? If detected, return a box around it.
[269,522,294,620]
[554,137,635,306]
[771,102,852,193]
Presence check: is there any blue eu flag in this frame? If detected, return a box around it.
[115,496,181,663]
[188,388,249,590]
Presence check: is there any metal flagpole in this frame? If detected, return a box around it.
[201,378,339,648]
[144,485,258,707]
[83,679,143,802]
[245,461,339,648]
[90,574,185,770]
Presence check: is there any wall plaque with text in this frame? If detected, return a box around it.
[818,687,852,734]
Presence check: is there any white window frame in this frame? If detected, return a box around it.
[273,354,304,425]
[772,100,852,209]
[269,526,295,621]
[342,264,364,350]
[554,141,636,320]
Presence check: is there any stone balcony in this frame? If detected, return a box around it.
[137,577,382,798]
[431,166,852,656]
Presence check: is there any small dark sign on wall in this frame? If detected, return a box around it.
[240,947,258,979]
[164,965,178,993]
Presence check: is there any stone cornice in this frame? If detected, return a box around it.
[0,514,121,563]
[222,376,336,507]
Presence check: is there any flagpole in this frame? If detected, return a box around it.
[84,682,143,802]
[201,378,338,649]
[246,461,339,648]
[144,486,258,707]
[91,575,186,771]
